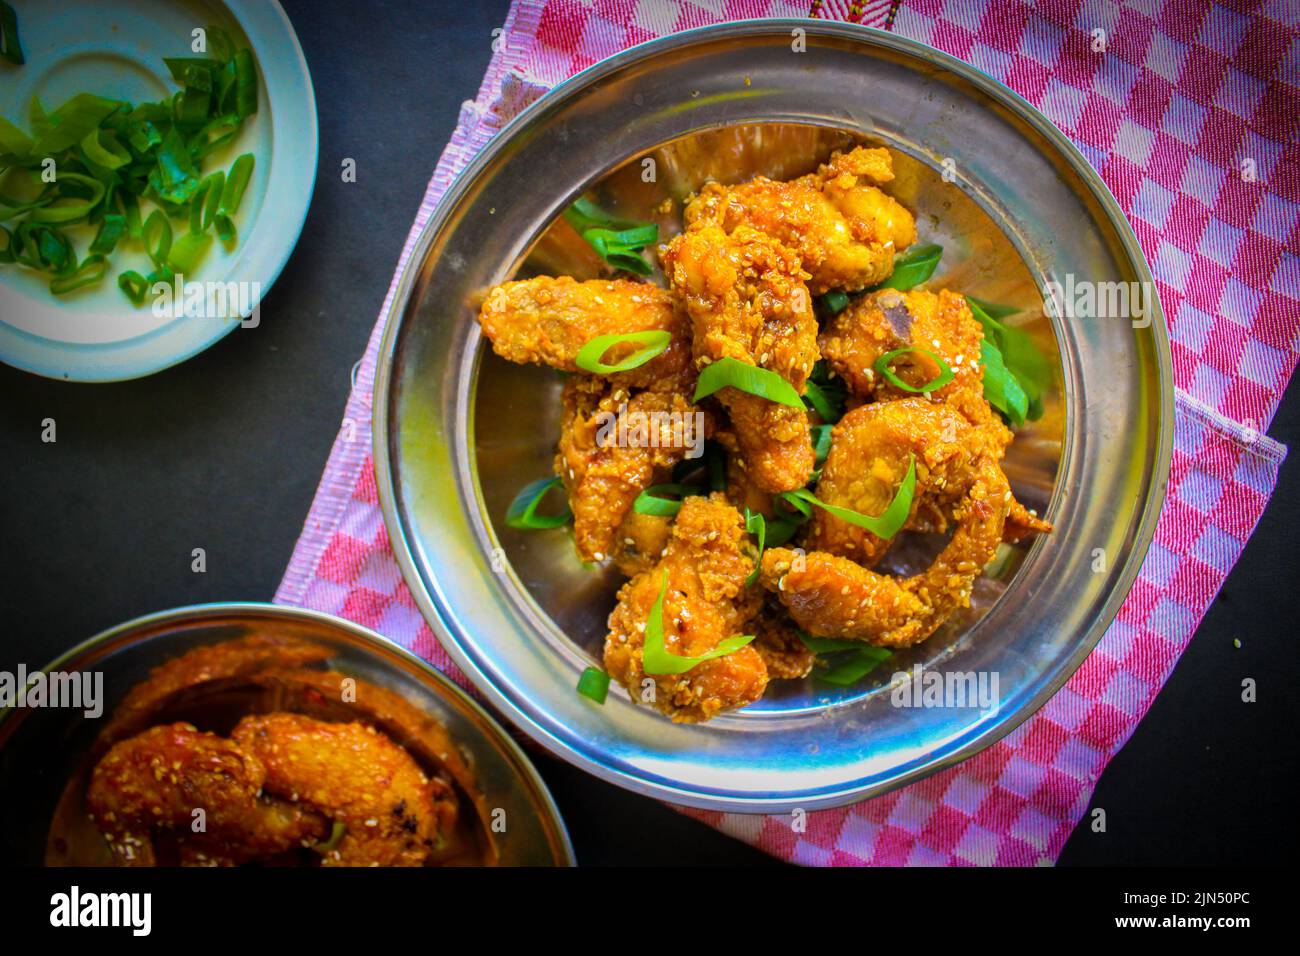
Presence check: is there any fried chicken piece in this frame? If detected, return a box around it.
[805,397,981,566]
[820,287,1052,541]
[232,714,456,868]
[663,223,817,493]
[604,494,767,722]
[477,276,693,392]
[683,146,915,294]
[556,375,707,563]
[612,508,673,577]
[87,723,328,867]
[101,634,331,743]
[760,456,1010,647]
[751,602,815,680]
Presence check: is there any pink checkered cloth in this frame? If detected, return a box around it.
[276,0,1297,865]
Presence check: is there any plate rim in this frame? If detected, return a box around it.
[373,20,1175,812]
[0,0,319,383]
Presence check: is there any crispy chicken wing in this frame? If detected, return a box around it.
[477,276,694,391]
[604,494,767,722]
[805,397,981,566]
[820,287,1052,540]
[555,375,706,563]
[232,714,456,868]
[761,456,1010,647]
[663,223,817,493]
[683,146,915,294]
[87,723,328,867]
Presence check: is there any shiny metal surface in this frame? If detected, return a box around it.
[0,603,574,865]
[373,22,1173,811]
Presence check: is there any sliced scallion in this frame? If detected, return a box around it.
[875,243,942,291]
[873,346,955,394]
[778,455,915,539]
[506,476,571,530]
[574,330,671,375]
[693,356,803,408]
[576,667,610,704]
[744,508,765,586]
[642,570,754,676]
[633,483,705,517]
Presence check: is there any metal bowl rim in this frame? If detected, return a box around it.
[372,19,1175,812]
[0,600,576,866]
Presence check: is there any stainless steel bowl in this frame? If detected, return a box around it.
[0,603,574,865]
[373,21,1173,811]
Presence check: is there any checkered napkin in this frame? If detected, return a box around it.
[276,0,1297,865]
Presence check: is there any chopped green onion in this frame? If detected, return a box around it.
[574,330,672,374]
[979,338,1028,428]
[576,667,610,704]
[233,49,257,118]
[563,199,657,275]
[797,633,892,684]
[694,356,803,408]
[811,423,833,464]
[873,346,955,393]
[118,270,149,305]
[802,378,844,422]
[49,255,107,295]
[168,231,212,273]
[642,570,755,676]
[80,128,131,170]
[818,290,851,315]
[28,173,105,224]
[778,455,915,539]
[218,153,254,216]
[0,225,11,264]
[1,1,24,66]
[506,476,571,530]
[967,297,1050,423]
[744,508,766,586]
[142,210,173,268]
[875,243,943,291]
[633,483,705,517]
[818,647,892,685]
[89,214,126,255]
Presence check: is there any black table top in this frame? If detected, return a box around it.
[1,0,1294,866]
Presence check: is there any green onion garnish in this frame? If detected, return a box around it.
[802,379,841,422]
[574,330,672,375]
[576,666,610,704]
[811,423,833,464]
[633,483,705,517]
[506,476,572,530]
[0,27,258,300]
[1,1,24,66]
[778,455,915,539]
[873,346,955,394]
[818,647,892,685]
[875,243,943,291]
[694,356,803,408]
[563,198,658,275]
[642,570,755,675]
[744,508,766,586]
[978,338,1029,428]
[796,633,892,685]
[967,297,1051,423]
[818,290,851,315]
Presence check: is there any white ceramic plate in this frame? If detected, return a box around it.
[0,0,316,381]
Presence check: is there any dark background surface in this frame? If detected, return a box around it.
[1,0,1295,866]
